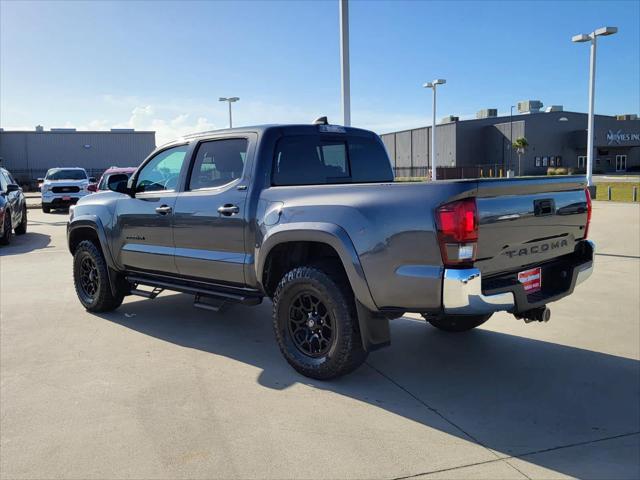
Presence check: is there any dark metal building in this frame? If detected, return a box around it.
[0,127,156,183]
[380,106,640,177]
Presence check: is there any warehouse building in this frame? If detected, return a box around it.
[380,102,640,178]
[0,126,156,185]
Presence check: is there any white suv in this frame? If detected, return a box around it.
[40,168,95,213]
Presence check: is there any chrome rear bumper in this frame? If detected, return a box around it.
[442,240,595,315]
[442,269,515,314]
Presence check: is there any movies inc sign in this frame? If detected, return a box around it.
[607,130,640,145]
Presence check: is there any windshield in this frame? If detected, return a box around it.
[46,169,88,181]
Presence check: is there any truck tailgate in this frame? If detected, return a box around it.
[474,177,589,277]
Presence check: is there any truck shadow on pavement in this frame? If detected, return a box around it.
[0,232,51,256]
[100,293,640,479]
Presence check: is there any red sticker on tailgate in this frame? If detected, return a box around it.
[518,267,542,293]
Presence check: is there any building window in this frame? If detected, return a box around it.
[550,156,556,167]
[535,156,541,167]
[542,156,549,167]
[556,156,562,166]
[578,156,587,168]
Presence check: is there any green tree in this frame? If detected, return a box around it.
[512,137,529,176]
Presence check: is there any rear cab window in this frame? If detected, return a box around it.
[272,133,393,186]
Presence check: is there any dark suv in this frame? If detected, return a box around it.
[0,167,27,245]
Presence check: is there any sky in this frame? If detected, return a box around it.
[1,0,639,145]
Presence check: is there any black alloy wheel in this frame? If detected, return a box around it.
[272,266,367,380]
[73,240,125,312]
[288,291,334,358]
[79,256,100,301]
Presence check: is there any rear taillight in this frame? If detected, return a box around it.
[436,198,478,267]
[584,187,592,239]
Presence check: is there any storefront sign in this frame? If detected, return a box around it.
[607,129,640,145]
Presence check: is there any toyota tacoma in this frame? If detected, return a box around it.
[67,121,594,379]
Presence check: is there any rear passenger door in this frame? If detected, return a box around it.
[172,136,254,285]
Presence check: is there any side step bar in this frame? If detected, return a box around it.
[130,286,163,299]
[125,274,262,306]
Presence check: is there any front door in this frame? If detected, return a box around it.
[114,144,190,274]
[172,137,252,285]
[616,155,627,172]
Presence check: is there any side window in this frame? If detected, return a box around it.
[0,172,8,191]
[188,138,248,190]
[136,145,189,193]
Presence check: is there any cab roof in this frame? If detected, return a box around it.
[157,123,378,149]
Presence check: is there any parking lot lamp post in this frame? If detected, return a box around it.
[572,26,617,188]
[423,79,446,181]
[219,97,240,128]
[339,0,351,126]
[510,105,515,177]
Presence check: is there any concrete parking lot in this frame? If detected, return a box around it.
[1,202,639,480]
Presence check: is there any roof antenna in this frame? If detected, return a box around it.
[313,116,329,125]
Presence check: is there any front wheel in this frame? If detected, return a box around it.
[424,314,492,332]
[272,266,367,380]
[73,240,125,312]
[42,205,51,213]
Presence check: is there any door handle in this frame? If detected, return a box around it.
[217,204,240,216]
[155,205,172,215]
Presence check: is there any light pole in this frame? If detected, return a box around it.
[339,0,351,126]
[572,26,618,188]
[423,79,446,181]
[219,97,240,128]
[509,105,515,177]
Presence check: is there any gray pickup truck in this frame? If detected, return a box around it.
[67,121,594,379]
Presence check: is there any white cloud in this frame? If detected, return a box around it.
[3,92,441,145]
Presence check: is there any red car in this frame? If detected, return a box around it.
[90,167,137,193]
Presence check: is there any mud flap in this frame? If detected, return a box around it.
[356,301,391,351]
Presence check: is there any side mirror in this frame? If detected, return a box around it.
[89,177,97,183]
[6,184,20,193]
[87,184,98,192]
[108,173,131,195]
[114,181,131,195]
[37,178,44,183]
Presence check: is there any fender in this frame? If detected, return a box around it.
[256,222,390,351]
[67,214,120,296]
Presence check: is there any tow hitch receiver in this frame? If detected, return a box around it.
[515,306,551,323]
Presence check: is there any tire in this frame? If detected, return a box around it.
[0,210,12,245]
[42,205,51,213]
[73,240,125,312]
[272,266,368,380]
[14,206,27,235]
[424,314,492,332]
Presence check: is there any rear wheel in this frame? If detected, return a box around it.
[73,240,125,312]
[14,206,27,235]
[0,210,12,245]
[424,314,492,332]
[272,266,367,380]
